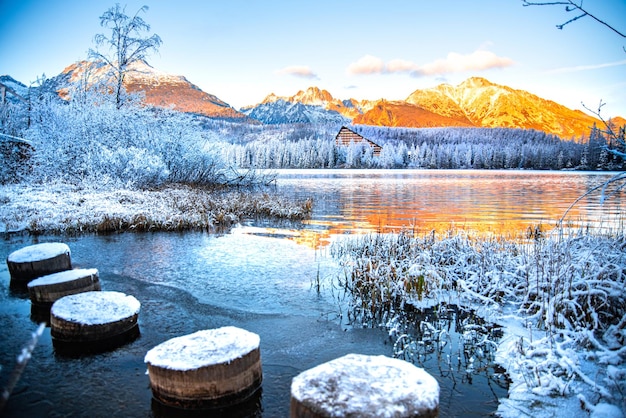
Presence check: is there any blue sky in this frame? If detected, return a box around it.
[1,0,625,117]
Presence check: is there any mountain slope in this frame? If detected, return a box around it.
[0,76,29,105]
[249,87,366,119]
[242,98,349,125]
[55,60,248,120]
[353,100,474,128]
[406,77,601,139]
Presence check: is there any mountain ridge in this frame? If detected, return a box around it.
[246,78,624,139]
[54,60,250,121]
[6,61,625,139]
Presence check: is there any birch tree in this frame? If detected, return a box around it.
[89,4,161,108]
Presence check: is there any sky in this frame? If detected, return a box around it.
[1,0,625,118]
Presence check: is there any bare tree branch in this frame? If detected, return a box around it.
[522,0,626,38]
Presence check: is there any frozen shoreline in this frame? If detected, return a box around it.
[0,183,311,235]
[331,231,626,418]
[1,181,624,417]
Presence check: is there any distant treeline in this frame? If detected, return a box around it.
[2,90,623,188]
[220,124,625,171]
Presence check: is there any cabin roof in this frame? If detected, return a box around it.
[335,126,382,156]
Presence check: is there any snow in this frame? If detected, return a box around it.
[51,291,140,325]
[27,268,98,287]
[0,183,309,234]
[332,231,626,416]
[590,403,624,418]
[291,353,439,417]
[144,326,260,371]
[7,242,70,263]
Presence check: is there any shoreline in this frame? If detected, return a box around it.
[0,182,312,235]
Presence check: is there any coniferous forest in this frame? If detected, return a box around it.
[1,83,624,188]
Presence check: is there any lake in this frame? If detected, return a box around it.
[1,170,623,417]
[269,169,624,247]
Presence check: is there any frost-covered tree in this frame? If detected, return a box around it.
[89,4,162,108]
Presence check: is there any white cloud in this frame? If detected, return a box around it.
[346,50,514,77]
[415,50,514,76]
[386,59,419,73]
[346,55,385,75]
[275,65,319,79]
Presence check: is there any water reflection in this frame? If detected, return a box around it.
[269,169,625,248]
[1,170,624,417]
[388,304,510,415]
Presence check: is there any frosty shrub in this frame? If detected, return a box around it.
[332,230,625,334]
[25,92,227,188]
[0,140,33,184]
[98,146,169,188]
[331,229,626,409]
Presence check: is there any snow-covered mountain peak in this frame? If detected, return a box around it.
[292,87,335,105]
[458,76,494,89]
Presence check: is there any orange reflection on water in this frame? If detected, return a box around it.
[247,170,625,249]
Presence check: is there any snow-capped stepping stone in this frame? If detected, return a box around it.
[145,326,262,409]
[7,242,71,287]
[28,268,100,307]
[50,291,140,352]
[290,353,440,418]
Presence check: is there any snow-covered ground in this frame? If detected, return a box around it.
[331,231,625,417]
[0,183,311,234]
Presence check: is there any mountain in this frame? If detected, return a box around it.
[244,78,622,139]
[404,77,602,139]
[11,59,622,139]
[353,99,474,128]
[54,60,248,120]
[247,87,366,120]
[241,99,349,125]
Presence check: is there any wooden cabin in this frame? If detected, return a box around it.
[335,126,382,157]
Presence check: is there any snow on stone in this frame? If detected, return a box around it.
[7,242,70,263]
[291,353,439,417]
[590,403,624,418]
[51,291,140,325]
[27,268,98,287]
[144,327,260,371]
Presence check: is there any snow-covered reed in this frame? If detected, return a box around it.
[330,228,626,415]
[0,183,312,234]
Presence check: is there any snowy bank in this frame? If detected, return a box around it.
[331,231,626,417]
[0,183,312,234]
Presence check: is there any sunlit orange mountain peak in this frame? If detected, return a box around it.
[252,86,365,119]
[353,99,474,128]
[56,60,248,120]
[405,77,603,140]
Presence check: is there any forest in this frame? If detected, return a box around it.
[1,81,624,188]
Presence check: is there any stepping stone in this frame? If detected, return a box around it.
[7,242,71,287]
[290,353,439,418]
[28,268,100,307]
[145,326,262,409]
[50,291,140,352]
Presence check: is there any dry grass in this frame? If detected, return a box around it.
[0,183,312,235]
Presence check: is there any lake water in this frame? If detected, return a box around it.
[0,170,623,417]
[271,169,625,247]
